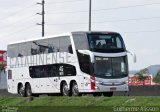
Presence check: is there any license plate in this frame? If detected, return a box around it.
[110,87,116,91]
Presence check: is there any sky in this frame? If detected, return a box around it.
[0,0,160,70]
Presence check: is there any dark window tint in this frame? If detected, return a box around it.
[77,51,91,74]
[59,36,72,53]
[73,34,88,50]
[8,42,31,57]
[48,37,59,53]
[8,70,12,79]
[29,64,76,78]
[7,44,19,58]
[8,36,72,57]
[31,39,49,55]
[19,42,31,56]
[87,33,126,53]
[48,36,72,53]
[94,56,128,78]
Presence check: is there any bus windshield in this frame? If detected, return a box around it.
[94,56,128,78]
[88,33,126,53]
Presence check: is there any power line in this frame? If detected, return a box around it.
[46,0,87,4]
[0,15,36,30]
[46,16,160,26]
[1,25,36,37]
[93,2,160,12]
[46,10,87,14]
[47,2,160,14]
[0,4,36,21]
[93,16,160,23]
[46,22,86,25]
[121,29,160,34]
[46,29,160,35]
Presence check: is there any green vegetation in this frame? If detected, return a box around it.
[134,68,149,75]
[134,68,149,85]
[1,96,160,106]
[0,64,5,71]
[0,96,160,112]
[153,71,160,84]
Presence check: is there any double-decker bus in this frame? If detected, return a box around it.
[7,31,129,97]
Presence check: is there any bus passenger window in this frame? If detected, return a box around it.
[63,64,76,76]
[48,46,54,53]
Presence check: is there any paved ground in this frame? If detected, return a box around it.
[1,85,160,96]
[0,89,18,96]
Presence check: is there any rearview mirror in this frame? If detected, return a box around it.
[133,53,137,63]
[127,50,137,63]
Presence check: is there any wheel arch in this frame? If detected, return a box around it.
[17,82,23,94]
[25,82,31,87]
[60,80,67,92]
[70,80,77,90]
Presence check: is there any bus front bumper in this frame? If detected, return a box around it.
[79,83,129,93]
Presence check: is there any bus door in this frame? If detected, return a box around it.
[7,69,13,93]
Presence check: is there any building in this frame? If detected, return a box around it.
[128,75,153,86]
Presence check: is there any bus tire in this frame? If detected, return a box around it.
[25,83,32,97]
[18,84,26,97]
[71,82,79,96]
[33,94,39,97]
[61,82,69,96]
[93,92,102,97]
[103,92,113,97]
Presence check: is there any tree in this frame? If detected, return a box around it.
[134,68,149,85]
[0,61,6,72]
[153,71,160,84]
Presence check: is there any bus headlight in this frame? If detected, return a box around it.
[125,80,128,84]
[122,81,128,84]
[95,80,102,84]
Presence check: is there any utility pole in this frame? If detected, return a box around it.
[89,0,92,31]
[37,0,45,37]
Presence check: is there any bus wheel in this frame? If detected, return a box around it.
[18,84,26,97]
[72,82,79,96]
[26,84,32,97]
[93,93,102,97]
[103,92,113,97]
[62,82,69,96]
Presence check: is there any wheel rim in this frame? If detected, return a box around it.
[63,84,69,96]
[72,84,78,96]
[27,88,31,96]
[19,86,24,96]
[26,85,32,96]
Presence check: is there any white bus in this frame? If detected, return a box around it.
[7,31,129,97]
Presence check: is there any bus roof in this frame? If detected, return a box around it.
[71,31,119,35]
[8,31,120,45]
[8,33,71,45]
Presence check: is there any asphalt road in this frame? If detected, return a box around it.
[0,85,160,96]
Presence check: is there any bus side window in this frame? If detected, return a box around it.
[48,37,59,53]
[59,36,72,53]
[48,65,59,77]
[64,65,76,76]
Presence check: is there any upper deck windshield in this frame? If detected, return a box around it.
[88,33,126,53]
